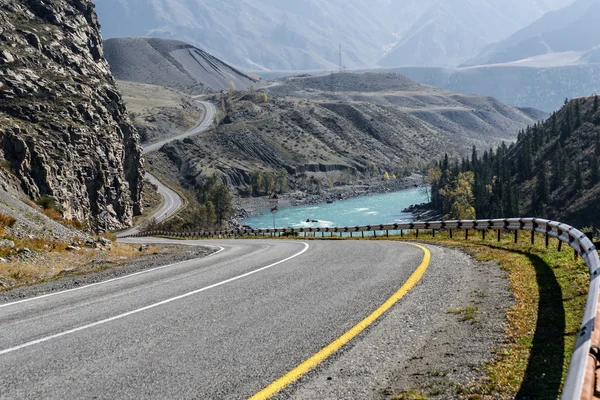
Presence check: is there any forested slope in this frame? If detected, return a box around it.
[429,96,600,228]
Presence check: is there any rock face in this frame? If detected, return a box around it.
[0,0,144,230]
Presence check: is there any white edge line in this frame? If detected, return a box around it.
[0,245,226,309]
[0,242,309,356]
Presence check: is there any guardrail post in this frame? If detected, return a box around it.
[432,229,435,238]
[531,230,535,245]
[546,233,549,248]
[374,230,377,238]
[497,229,501,242]
[416,229,419,238]
[350,232,353,238]
[558,240,563,252]
[449,229,453,239]
[362,231,364,238]
[400,229,403,238]
[386,230,389,238]
[465,229,469,240]
[482,229,486,240]
[514,230,518,243]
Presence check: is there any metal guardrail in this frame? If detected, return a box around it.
[122,217,600,399]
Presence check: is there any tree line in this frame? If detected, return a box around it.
[428,95,600,223]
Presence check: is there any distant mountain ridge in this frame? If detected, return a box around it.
[377,0,571,68]
[389,64,600,112]
[463,0,600,67]
[103,37,260,93]
[94,0,571,70]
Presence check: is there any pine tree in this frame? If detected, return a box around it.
[594,95,599,113]
[551,144,565,192]
[550,112,557,138]
[574,163,584,192]
[533,167,549,214]
[591,156,600,186]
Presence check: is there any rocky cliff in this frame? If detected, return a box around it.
[0,0,144,230]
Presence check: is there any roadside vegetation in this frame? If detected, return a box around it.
[0,209,164,291]
[169,228,587,399]
[147,172,234,233]
[386,229,585,399]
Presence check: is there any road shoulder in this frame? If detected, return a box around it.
[277,243,513,399]
[0,245,216,304]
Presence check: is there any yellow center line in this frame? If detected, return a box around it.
[249,242,432,400]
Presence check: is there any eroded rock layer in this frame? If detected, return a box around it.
[0,0,144,230]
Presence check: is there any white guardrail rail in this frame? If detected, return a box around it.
[123,217,600,399]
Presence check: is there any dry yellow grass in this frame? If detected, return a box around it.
[0,238,163,290]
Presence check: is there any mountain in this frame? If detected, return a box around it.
[430,95,600,228]
[104,38,260,93]
[581,46,600,63]
[94,0,396,71]
[147,73,541,202]
[464,0,600,67]
[0,0,144,230]
[378,0,571,68]
[93,0,569,71]
[388,64,600,112]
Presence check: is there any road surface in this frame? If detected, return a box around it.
[119,100,217,237]
[0,238,435,399]
[143,101,217,153]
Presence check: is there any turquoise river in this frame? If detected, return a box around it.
[242,187,429,230]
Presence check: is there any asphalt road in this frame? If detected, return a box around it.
[119,100,217,237]
[143,101,217,153]
[0,238,428,399]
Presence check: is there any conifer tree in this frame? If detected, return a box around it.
[591,155,599,186]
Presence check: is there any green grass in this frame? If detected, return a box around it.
[388,229,587,399]
[392,388,428,400]
[447,305,480,323]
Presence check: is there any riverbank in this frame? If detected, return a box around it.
[230,174,426,228]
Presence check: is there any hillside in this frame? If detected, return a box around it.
[391,65,600,112]
[0,0,143,230]
[147,73,540,202]
[581,46,600,63]
[463,0,600,67]
[270,73,541,149]
[429,95,600,228]
[104,38,260,93]
[115,80,202,144]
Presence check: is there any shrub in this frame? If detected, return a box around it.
[36,195,57,210]
[41,208,62,221]
[0,212,16,229]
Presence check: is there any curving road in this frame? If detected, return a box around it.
[119,100,217,237]
[143,101,217,154]
[0,238,439,399]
